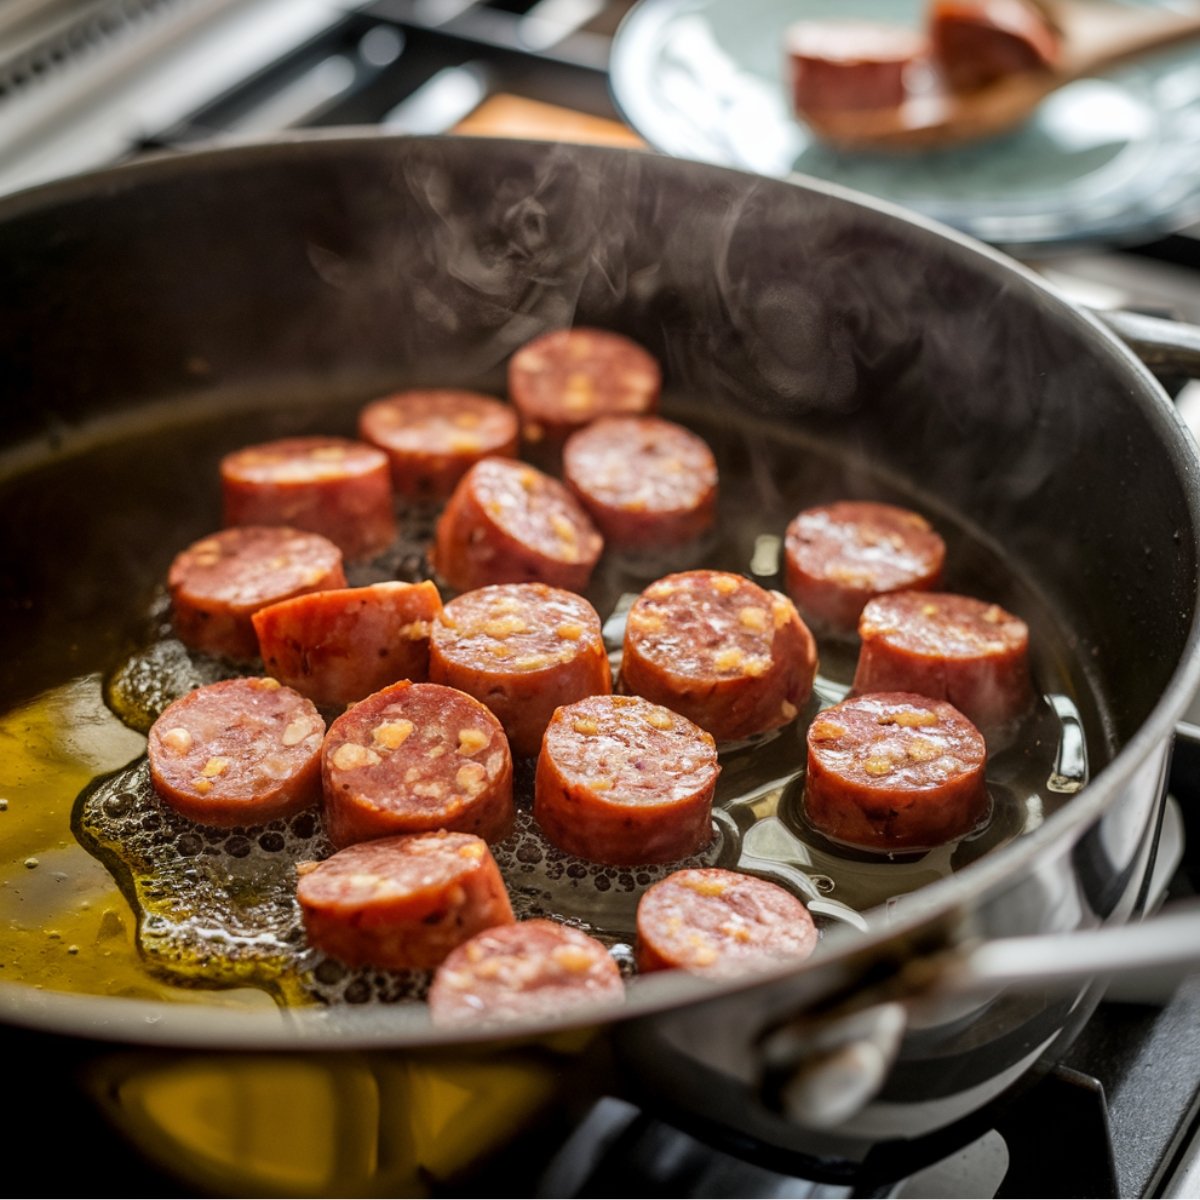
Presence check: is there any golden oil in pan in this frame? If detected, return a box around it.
[0,386,1102,1005]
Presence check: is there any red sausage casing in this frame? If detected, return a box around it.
[804,691,989,852]
[508,327,661,443]
[636,868,818,976]
[783,501,945,636]
[253,580,442,708]
[297,831,515,971]
[432,457,603,594]
[852,590,1034,741]
[148,677,325,827]
[429,583,611,758]
[358,389,519,499]
[620,570,817,743]
[534,694,719,866]
[428,919,623,1026]
[930,0,1060,92]
[221,436,396,561]
[169,526,347,661]
[322,680,514,849]
[562,415,718,546]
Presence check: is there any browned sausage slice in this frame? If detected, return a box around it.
[508,327,661,443]
[322,680,513,849]
[619,570,817,743]
[562,416,718,547]
[930,0,1059,92]
[804,691,989,852]
[852,590,1033,741]
[296,831,514,970]
[358,389,520,499]
[428,918,623,1025]
[432,457,603,594]
[148,676,324,827]
[221,436,396,561]
[429,583,611,758]
[534,694,719,865]
[169,526,347,661]
[785,20,929,116]
[783,501,945,636]
[636,868,818,975]
[252,580,443,709]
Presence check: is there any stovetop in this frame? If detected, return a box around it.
[3,3,1200,1195]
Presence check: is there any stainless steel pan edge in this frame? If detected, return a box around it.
[2,134,1200,1160]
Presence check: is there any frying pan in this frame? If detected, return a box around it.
[3,133,1200,1194]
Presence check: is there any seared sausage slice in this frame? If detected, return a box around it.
[429,583,611,758]
[930,0,1059,92]
[785,20,928,115]
[534,694,719,866]
[562,415,718,546]
[432,457,603,594]
[804,691,989,852]
[322,680,513,849]
[784,501,945,636]
[252,580,442,708]
[148,677,324,827]
[620,570,817,743]
[296,831,514,971]
[358,389,519,499]
[221,436,395,561]
[169,526,346,661]
[636,868,818,975]
[508,327,661,443]
[852,590,1033,741]
[428,919,623,1025]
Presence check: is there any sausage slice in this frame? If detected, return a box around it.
[784,501,945,636]
[636,868,818,975]
[253,580,442,708]
[804,691,989,852]
[169,526,347,661]
[508,327,661,443]
[619,570,817,743]
[428,919,623,1025]
[221,436,396,561]
[296,831,514,971]
[429,583,611,758]
[358,389,519,499]
[148,677,324,827]
[852,590,1033,741]
[562,415,718,546]
[534,694,719,865]
[432,457,603,594]
[930,0,1060,92]
[322,680,514,849]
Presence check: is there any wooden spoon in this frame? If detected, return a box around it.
[801,0,1200,151]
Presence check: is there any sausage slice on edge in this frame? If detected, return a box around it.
[296,831,514,971]
[221,436,396,561]
[930,0,1060,92]
[148,677,325,828]
[169,526,347,661]
[636,868,818,976]
[534,694,719,866]
[321,680,514,849]
[253,580,442,708]
[358,389,520,499]
[619,570,817,743]
[562,415,718,547]
[804,691,990,853]
[508,327,661,444]
[428,919,623,1026]
[783,500,946,637]
[429,583,611,758]
[432,457,603,594]
[852,590,1034,743]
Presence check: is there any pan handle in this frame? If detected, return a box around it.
[1094,309,1200,379]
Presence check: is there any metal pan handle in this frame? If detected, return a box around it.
[1095,309,1200,379]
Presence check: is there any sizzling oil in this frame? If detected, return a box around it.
[2,387,1101,1007]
